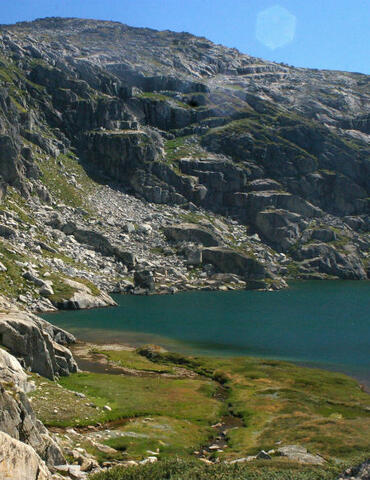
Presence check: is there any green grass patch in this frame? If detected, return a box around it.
[164,136,207,163]
[105,416,210,460]
[58,371,220,425]
[29,346,370,464]
[37,151,97,209]
[98,349,175,373]
[0,241,31,298]
[28,374,104,427]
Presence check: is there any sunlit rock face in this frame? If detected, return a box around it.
[0,432,52,480]
[0,17,368,283]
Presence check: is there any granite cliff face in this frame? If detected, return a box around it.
[0,17,368,310]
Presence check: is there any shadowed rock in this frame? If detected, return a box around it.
[163,223,221,247]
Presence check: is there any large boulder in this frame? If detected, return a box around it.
[245,191,322,219]
[296,243,367,279]
[134,269,155,291]
[163,223,221,246]
[0,300,78,379]
[51,278,117,310]
[202,247,267,280]
[254,209,305,251]
[53,221,137,268]
[0,432,52,480]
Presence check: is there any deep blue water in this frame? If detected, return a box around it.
[42,281,370,386]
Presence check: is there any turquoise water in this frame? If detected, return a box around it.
[42,281,370,386]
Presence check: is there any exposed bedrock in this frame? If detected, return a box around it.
[0,303,77,379]
[0,16,368,285]
[0,349,65,469]
[0,432,53,480]
[163,223,221,247]
[202,247,268,280]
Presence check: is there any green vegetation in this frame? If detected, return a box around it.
[28,343,370,475]
[164,136,207,163]
[98,349,175,373]
[0,241,32,298]
[90,457,352,480]
[0,187,35,225]
[59,372,219,424]
[105,416,209,460]
[47,275,77,304]
[37,151,97,209]
[28,374,104,427]
[138,91,190,109]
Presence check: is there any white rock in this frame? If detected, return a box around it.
[0,431,52,480]
[140,456,158,465]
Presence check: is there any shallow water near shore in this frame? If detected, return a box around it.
[42,280,370,388]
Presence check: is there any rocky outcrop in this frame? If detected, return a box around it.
[295,242,367,279]
[82,128,163,180]
[163,223,221,246]
[0,347,32,393]
[0,299,78,379]
[254,209,305,252]
[0,349,65,469]
[51,277,117,310]
[47,216,137,270]
[0,383,64,468]
[0,432,52,480]
[0,16,368,291]
[134,269,155,292]
[202,247,268,280]
[338,460,370,480]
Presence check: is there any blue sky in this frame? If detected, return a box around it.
[1,0,369,74]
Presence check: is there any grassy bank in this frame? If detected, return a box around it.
[29,346,370,476]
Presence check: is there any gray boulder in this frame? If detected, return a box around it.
[202,247,267,280]
[134,269,155,291]
[184,245,203,265]
[113,248,136,269]
[296,242,367,279]
[163,223,221,246]
[52,278,117,310]
[56,221,137,268]
[311,228,337,242]
[278,445,325,465]
[0,305,78,379]
[0,348,32,393]
[0,224,17,239]
[254,209,305,251]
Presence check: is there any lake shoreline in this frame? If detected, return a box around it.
[42,281,370,392]
[69,340,370,395]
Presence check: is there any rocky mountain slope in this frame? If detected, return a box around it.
[0,16,369,479]
[0,18,369,311]
[0,17,368,312]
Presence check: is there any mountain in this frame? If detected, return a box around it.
[0,17,369,313]
[0,17,369,480]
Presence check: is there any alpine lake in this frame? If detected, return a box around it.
[42,280,370,388]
